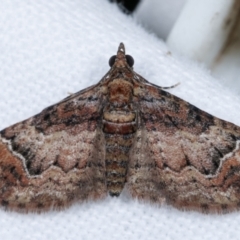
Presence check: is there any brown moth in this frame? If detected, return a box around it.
[0,43,240,213]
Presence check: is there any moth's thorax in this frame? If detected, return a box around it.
[103,76,137,196]
[102,77,137,134]
[108,78,133,106]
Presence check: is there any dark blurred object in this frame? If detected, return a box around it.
[109,0,140,14]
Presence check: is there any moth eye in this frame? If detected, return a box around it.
[109,55,116,67]
[126,55,134,67]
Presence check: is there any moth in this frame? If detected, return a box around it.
[1,43,240,213]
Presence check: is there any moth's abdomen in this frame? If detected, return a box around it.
[104,133,135,196]
[103,110,137,196]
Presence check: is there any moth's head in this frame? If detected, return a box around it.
[108,43,134,69]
